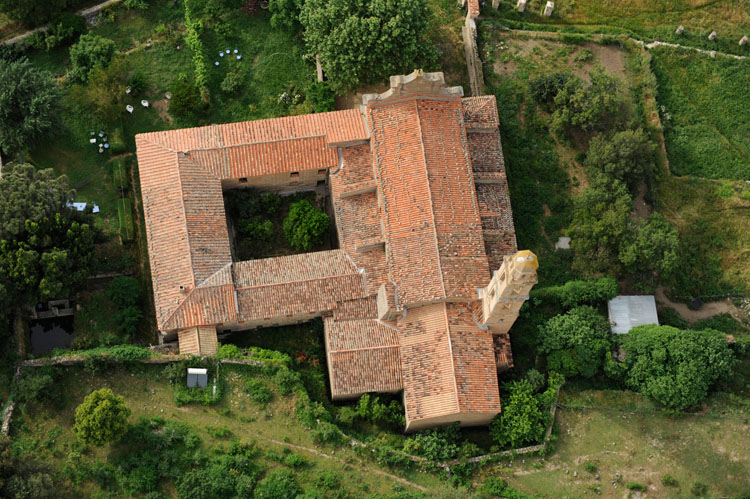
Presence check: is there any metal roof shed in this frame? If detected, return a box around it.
[186,368,208,388]
[607,295,659,334]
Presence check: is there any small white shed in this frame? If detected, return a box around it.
[607,295,659,334]
[186,368,208,388]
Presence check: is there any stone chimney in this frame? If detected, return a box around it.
[479,250,539,335]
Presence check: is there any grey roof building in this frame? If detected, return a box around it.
[607,295,659,334]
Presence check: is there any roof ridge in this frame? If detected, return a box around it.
[414,99,447,300]
[184,133,329,153]
[442,303,462,413]
[196,262,233,289]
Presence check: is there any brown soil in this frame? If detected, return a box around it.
[631,182,652,218]
[654,286,741,324]
[153,99,173,124]
[579,42,627,82]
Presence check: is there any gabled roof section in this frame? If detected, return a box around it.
[462,96,500,130]
[367,93,490,307]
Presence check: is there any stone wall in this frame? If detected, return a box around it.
[221,168,327,193]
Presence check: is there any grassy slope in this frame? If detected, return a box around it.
[484,388,750,497]
[10,363,455,497]
[651,47,750,179]
[497,0,750,55]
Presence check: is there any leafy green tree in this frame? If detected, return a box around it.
[607,325,736,410]
[300,0,437,91]
[71,56,129,124]
[403,423,461,461]
[283,199,330,251]
[168,75,207,122]
[528,71,573,109]
[269,0,304,32]
[585,128,654,191]
[68,34,116,83]
[254,469,302,499]
[551,69,621,136]
[619,213,679,282]
[43,13,87,51]
[569,178,632,275]
[0,0,71,27]
[0,59,59,156]
[0,164,94,316]
[539,306,611,378]
[307,81,336,113]
[489,373,563,448]
[73,388,131,446]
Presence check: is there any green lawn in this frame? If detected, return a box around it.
[479,387,750,498]
[651,46,750,179]
[9,362,457,498]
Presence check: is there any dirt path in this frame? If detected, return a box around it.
[654,286,740,323]
[267,438,429,492]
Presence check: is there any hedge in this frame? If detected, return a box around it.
[531,277,618,308]
[117,197,135,243]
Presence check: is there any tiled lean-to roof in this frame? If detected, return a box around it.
[136,71,520,431]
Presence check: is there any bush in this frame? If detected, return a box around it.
[691,481,708,496]
[221,69,243,94]
[529,72,573,109]
[168,76,207,121]
[128,71,148,94]
[626,482,647,492]
[44,13,87,51]
[71,55,129,124]
[283,199,330,251]
[118,198,135,243]
[274,368,302,396]
[254,469,302,499]
[247,379,273,406]
[661,474,678,487]
[216,343,244,359]
[314,470,340,490]
[539,306,611,378]
[346,393,405,429]
[311,421,344,445]
[403,423,461,462]
[124,0,149,9]
[239,217,273,250]
[607,325,737,409]
[15,368,57,404]
[68,34,116,83]
[657,307,688,329]
[551,69,621,136]
[307,81,336,113]
[692,313,747,334]
[73,388,131,446]
[585,128,654,192]
[107,276,141,308]
[530,277,618,309]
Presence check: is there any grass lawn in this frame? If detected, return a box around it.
[9,362,457,497]
[489,0,750,56]
[651,46,750,179]
[479,387,750,498]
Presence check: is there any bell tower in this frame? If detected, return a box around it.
[480,250,538,335]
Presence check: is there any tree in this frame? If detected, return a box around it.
[300,0,437,91]
[168,75,207,122]
[607,325,736,410]
[585,128,654,191]
[619,213,679,282]
[283,199,330,251]
[68,34,116,83]
[269,0,304,32]
[528,71,573,110]
[0,436,55,499]
[489,373,563,448]
[307,81,336,113]
[0,164,95,314]
[538,306,611,378]
[71,56,129,124]
[569,178,632,275]
[0,59,59,156]
[551,69,621,137]
[0,0,71,27]
[73,388,131,446]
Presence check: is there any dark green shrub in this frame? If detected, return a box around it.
[239,217,273,249]
[529,72,573,109]
[403,423,461,462]
[657,307,688,329]
[254,469,302,499]
[481,477,535,498]
[69,34,116,83]
[584,461,597,473]
[311,421,344,445]
[283,199,330,251]
[661,474,678,487]
[205,424,231,438]
[691,481,708,496]
[44,13,86,51]
[692,313,747,334]
[107,276,141,308]
[247,379,273,406]
[531,277,618,309]
[128,71,147,94]
[626,482,647,492]
[15,368,58,403]
[307,81,336,113]
[314,470,340,490]
[221,69,243,94]
[168,76,208,121]
[274,368,302,396]
[539,306,611,378]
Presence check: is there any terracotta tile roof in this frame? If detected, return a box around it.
[462,96,500,130]
[333,296,378,321]
[467,0,480,18]
[367,97,490,306]
[324,317,402,398]
[177,326,219,356]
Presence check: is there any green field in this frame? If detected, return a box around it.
[9,362,457,498]
[651,47,750,179]
[485,388,750,498]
